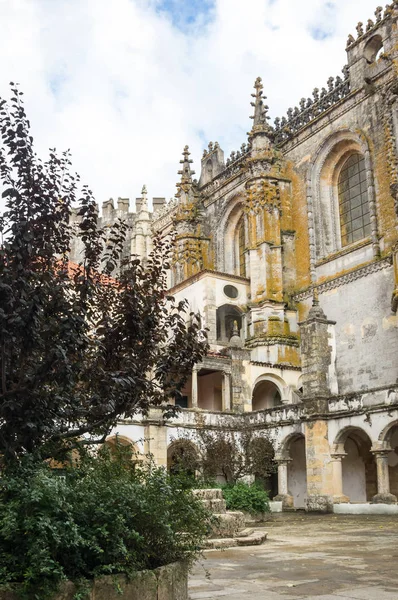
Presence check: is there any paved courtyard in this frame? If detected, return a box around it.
[189,513,398,600]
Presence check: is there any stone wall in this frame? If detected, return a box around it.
[318,266,398,394]
[0,562,188,600]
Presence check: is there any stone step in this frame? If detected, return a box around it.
[236,530,268,546]
[203,530,267,549]
[235,527,254,538]
[201,498,227,513]
[193,488,223,500]
[202,537,238,549]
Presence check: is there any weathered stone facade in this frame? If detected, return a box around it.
[70,4,398,512]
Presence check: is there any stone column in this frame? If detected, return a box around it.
[372,449,397,504]
[330,453,349,503]
[274,458,294,509]
[222,371,231,411]
[191,367,198,409]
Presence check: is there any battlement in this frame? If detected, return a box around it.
[70,193,167,224]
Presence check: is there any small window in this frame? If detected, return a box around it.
[364,35,384,64]
[338,154,371,247]
[224,284,239,299]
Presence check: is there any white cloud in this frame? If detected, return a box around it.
[0,0,381,209]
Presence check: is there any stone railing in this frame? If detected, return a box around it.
[169,404,302,428]
[274,66,350,144]
[246,404,302,425]
[152,197,179,230]
[199,142,252,197]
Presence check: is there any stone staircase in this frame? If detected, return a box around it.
[193,488,268,549]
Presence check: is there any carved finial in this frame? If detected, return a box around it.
[327,77,334,92]
[346,33,355,47]
[313,88,319,102]
[375,6,383,20]
[342,65,349,80]
[141,184,147,195]
[384,4,393,18]
[249,76,272,134]
[208,141,213,152]
[367,18,375,31]
[356,21,364,36]
[202,149,208,158]
[214,141,219,149]
[176,145,195,196]
[312,288,319,306]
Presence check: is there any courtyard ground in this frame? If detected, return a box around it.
[188,513,398,600]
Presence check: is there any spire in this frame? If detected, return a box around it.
[248,77,274,141]
[176,145,196,197]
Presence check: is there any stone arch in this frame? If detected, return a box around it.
[378,420,398,499]
[167,438,199,476]
[252,373,286,410]
[333,426,376,502]
[216,303,244,343]
[379,419,398,447]
[306,129,378,279]
[364,34,384,63]
[104,435,141,461]
[278,432,307,508]
[206,158,214,179]
[217,194,246,274]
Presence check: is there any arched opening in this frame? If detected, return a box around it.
[364,34,384,63]
[252,380,282,411]
[287,435,307,508]
[380,421,398,498]
[167,439,198,478]
[388,426,398,498]
[237,215,246,277]
[337,428,376,502]
[206,159,213,179]
[216,304,242,343]
[309,131,377,262]
[104,435,141,463]
[250,437,278,499]
[219,197,245,274]
[197,369,223,411]
[337,153,371,246]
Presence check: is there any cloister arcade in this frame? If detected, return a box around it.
[106,413,398,512]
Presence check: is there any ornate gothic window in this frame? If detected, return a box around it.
[238,217,246,277]
[337,154,371,247]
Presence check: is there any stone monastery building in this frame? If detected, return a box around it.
[72,4,398,512]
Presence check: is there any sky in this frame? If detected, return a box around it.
[0,0,381,210]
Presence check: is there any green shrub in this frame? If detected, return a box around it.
[0,447,212,599]
[222,482,270,515]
